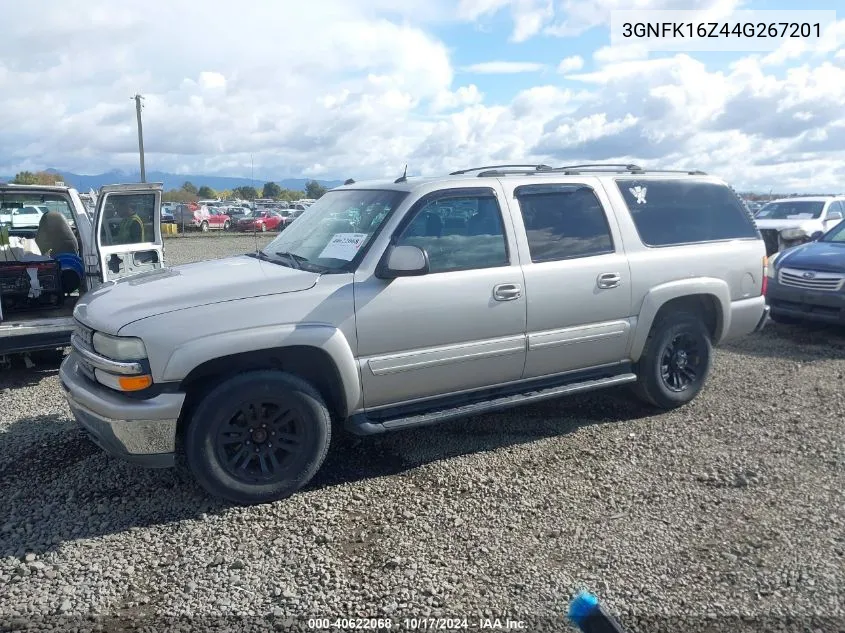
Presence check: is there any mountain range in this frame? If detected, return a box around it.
[0,168,343,193]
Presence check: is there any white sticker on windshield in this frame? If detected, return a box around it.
[787,213,814,219]
[319,233,369,260]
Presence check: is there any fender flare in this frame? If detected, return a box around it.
[162,323,362,415]
[628,277,731,362]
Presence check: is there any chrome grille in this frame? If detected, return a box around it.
[72,320,97,380]
[74,320,95,349]
[778,268,845,292]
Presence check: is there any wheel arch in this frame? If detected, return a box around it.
[629,279,730,362]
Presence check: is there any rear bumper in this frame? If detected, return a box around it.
[59,353,184,468]
[0,317,74,354]
[766,281,845,324]
[721,295,768,342]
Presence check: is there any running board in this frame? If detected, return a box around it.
[346,372,637,435]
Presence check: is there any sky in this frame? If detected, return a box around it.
[0,0,843,192]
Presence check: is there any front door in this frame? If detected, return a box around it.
[504,180,634,379]
[93,183,164,283]
[354,188,527,410]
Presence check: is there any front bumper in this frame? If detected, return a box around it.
[59,353,185,468]
[766,280,845,325]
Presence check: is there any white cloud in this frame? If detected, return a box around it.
[1,0,844,192]
[462,61,546,74]
[557,55,584,73]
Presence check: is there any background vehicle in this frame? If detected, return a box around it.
[1,182,163,356]
[172,204,230,232]
[765,217,845,326]
[61,164,767,505]
[237,210,284,232]
[754,196,845,255]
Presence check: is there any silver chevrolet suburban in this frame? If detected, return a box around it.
[59,164,770,505]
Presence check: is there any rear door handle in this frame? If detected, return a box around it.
[493,283,522,301]
[597,272,621,289]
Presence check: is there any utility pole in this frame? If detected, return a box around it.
[132,93,146,182]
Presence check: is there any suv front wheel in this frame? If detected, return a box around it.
[632,311,712,409]
[184,370,331,505]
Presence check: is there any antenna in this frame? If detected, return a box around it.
[394,164,408,184]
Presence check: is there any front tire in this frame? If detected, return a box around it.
[223,221,230,231]
[200,221,209,232]
[632,311,712,410]
[260,223,267,233]
[184,371,331,505]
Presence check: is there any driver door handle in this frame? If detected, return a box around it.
[493,283,522,301]
[597,272,621,289]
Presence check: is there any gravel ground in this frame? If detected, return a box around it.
[0,235,843,632]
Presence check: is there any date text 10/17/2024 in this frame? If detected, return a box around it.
[308,618,528,630]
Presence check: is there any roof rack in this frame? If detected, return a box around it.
[449,164,551,175]
[474,163,708,177]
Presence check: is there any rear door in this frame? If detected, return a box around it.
[93,183,164,282]
[504,177,634,379]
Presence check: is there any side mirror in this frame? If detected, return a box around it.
[827,211,843,221]
[376,244,430,279]
[811,230,824,241]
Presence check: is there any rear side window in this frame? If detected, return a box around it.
[514,184,615,262]
[616,179,758,247]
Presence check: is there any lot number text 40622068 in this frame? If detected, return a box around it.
[308,618,528,630]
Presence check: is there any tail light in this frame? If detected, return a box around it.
[762,255,768,295]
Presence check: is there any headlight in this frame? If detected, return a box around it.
[92,332,147,361]
[780,228,809,240]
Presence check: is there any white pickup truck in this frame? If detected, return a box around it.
[0,182,163,358]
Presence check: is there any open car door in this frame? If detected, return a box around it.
[93,183,164,282]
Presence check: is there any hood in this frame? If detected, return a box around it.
[776,241,845,273]
[754,218,820,232]
[74,254,320,334]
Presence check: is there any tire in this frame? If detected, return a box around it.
[223,221,230,231]
[200,221,209,233]
[184,371,331,505]
[632,311,712,410]
[261,223,267,233]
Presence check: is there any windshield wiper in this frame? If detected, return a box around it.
[275,251,304,269]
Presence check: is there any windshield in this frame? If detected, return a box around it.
[0,192,76,227]
[820,220,845,243]
[755,200,825,220]
[260,189,408,271]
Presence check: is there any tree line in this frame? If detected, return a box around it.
[6,171,329,204]
[162,180,328,204]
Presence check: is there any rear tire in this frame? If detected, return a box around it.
[223,221,230,231]
[632,311,712,410]
[200,221,209,232]
[184,371,331,505]
[261,223,267,233]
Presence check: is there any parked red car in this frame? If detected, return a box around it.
[236,210,285,232]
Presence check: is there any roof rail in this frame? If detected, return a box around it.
[450,164,551,175]
[475,163,708,177]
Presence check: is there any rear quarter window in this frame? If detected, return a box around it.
[615,179,759,247]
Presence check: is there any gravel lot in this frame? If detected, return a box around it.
[1,235,843,632]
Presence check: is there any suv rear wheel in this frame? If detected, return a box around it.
[632,311,712,409]
[184,370,331,505]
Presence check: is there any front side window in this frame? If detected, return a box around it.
[394,193,509,274]
[515,184,614,262]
